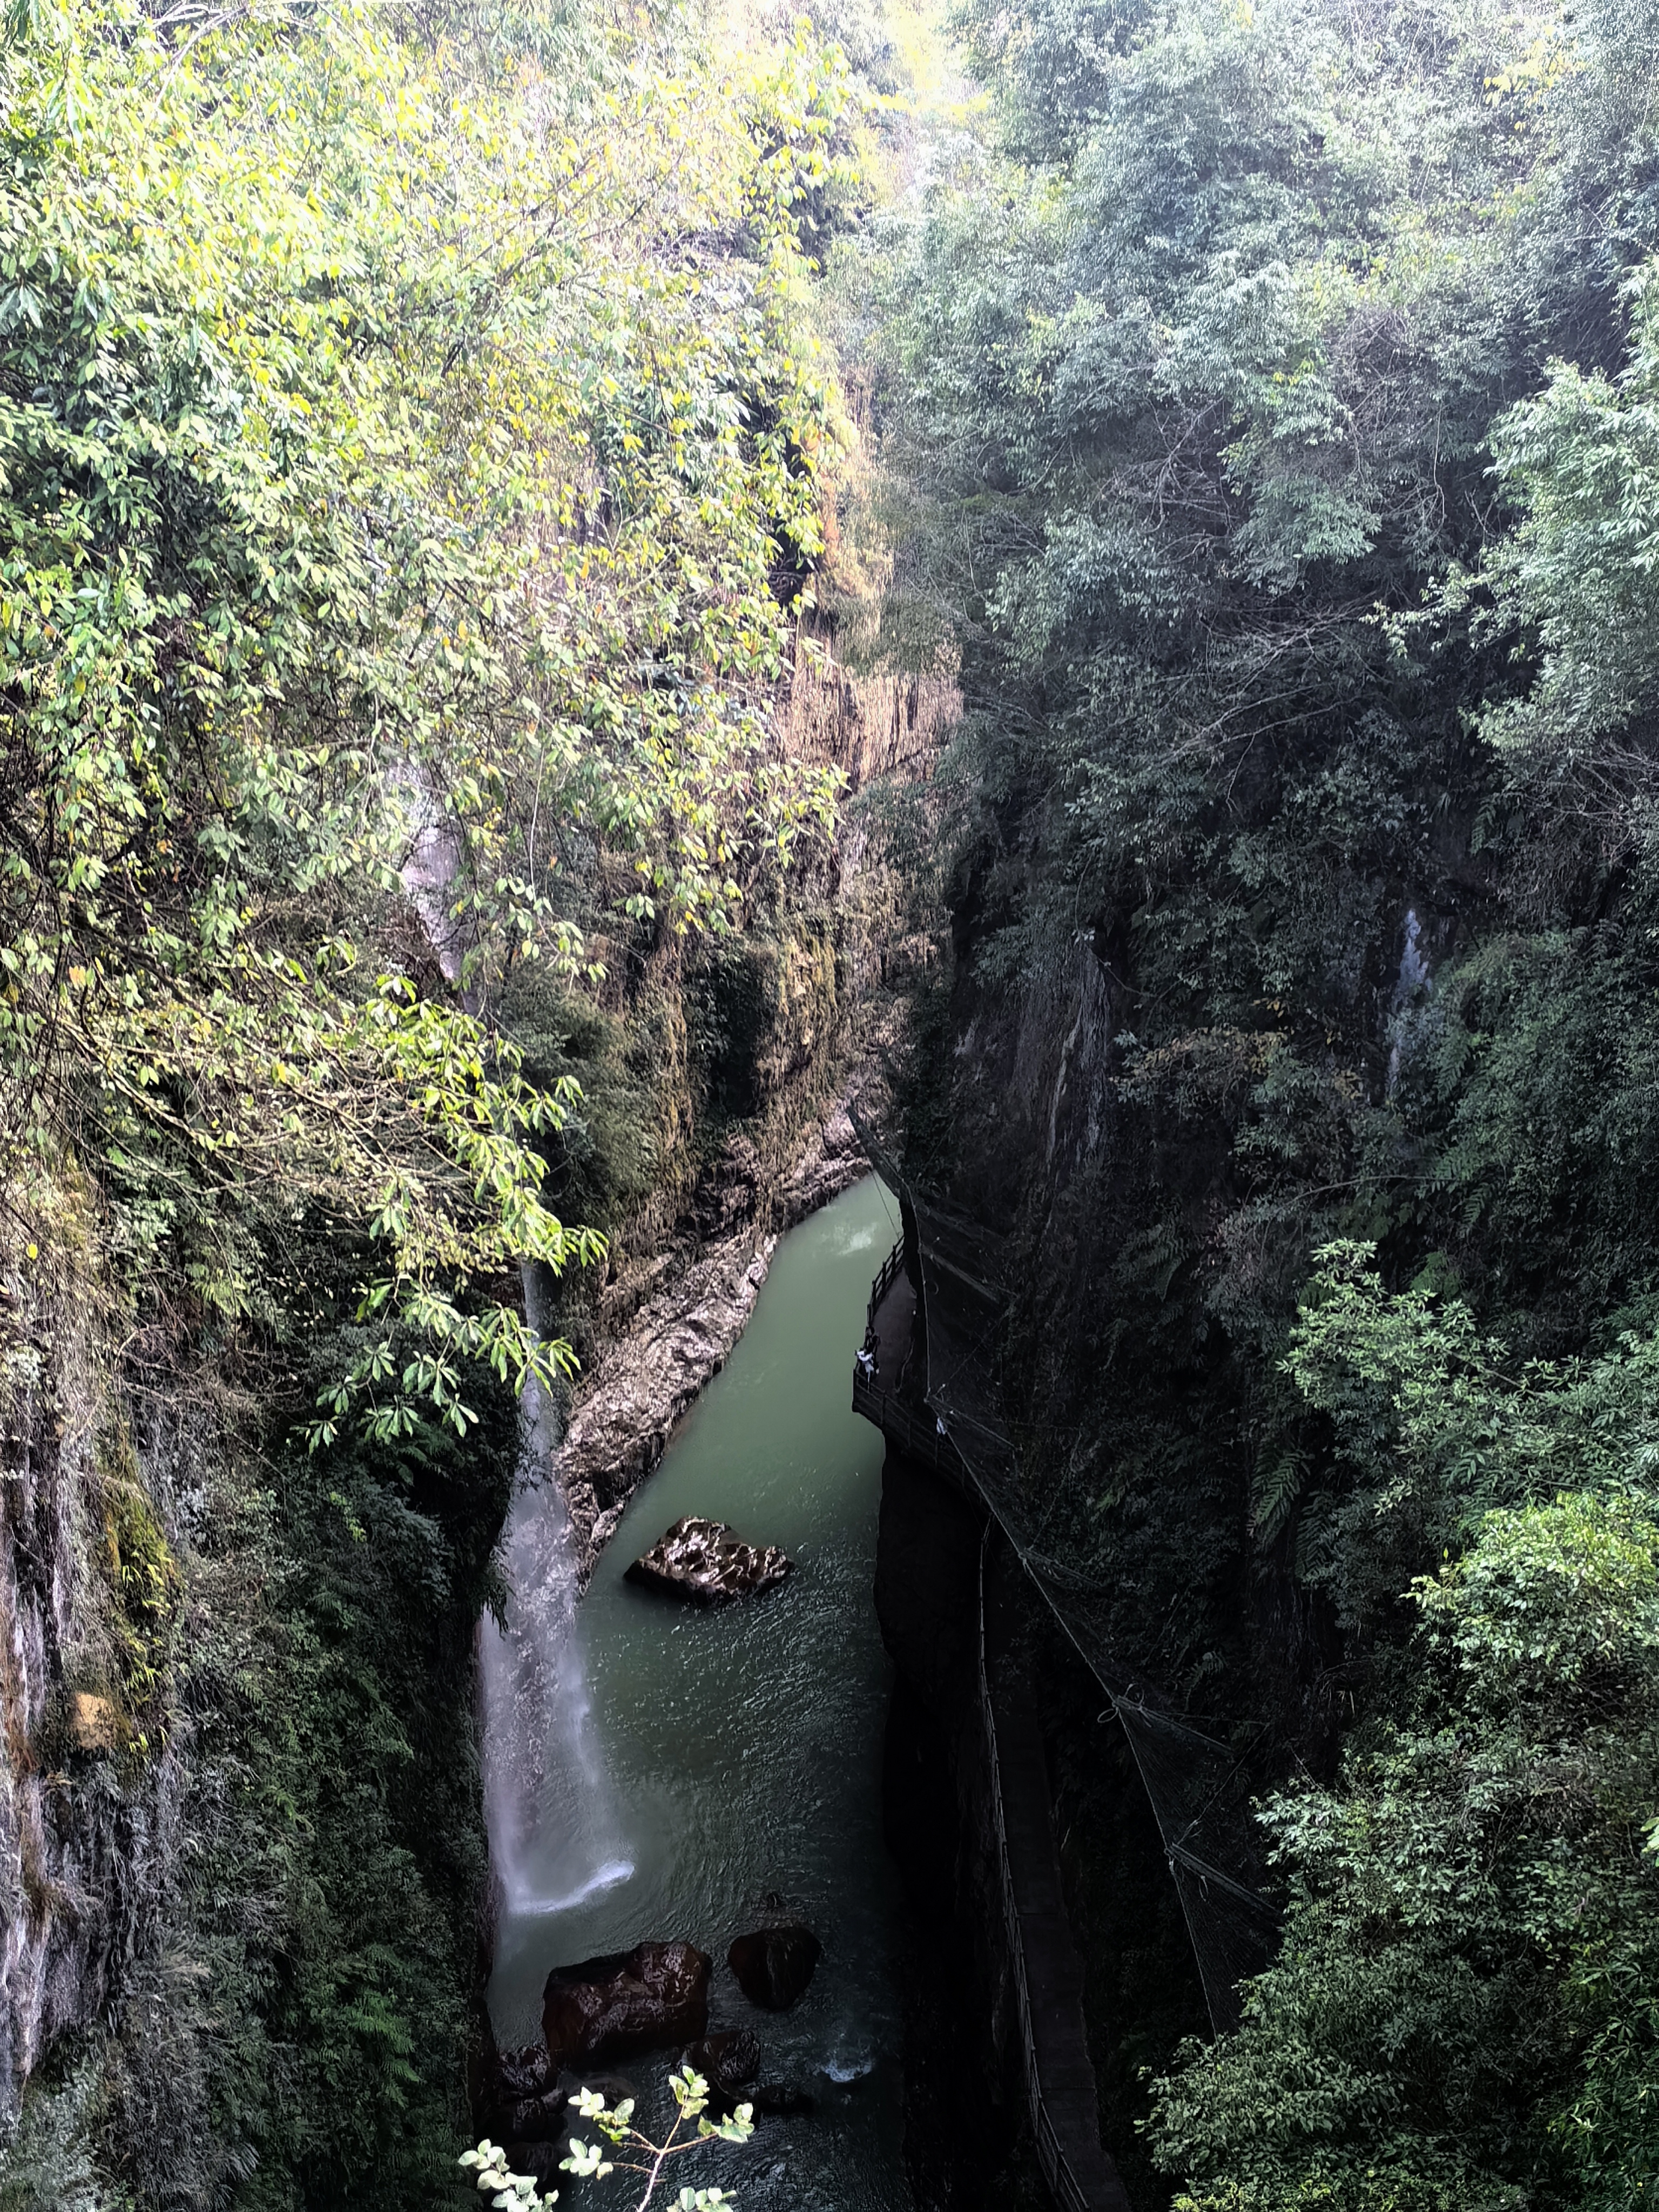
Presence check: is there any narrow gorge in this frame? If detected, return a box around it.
[9,0,1659,2208]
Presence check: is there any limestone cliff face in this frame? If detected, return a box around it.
[942,932,1120,1228]
[543,656,942,1572]
[559,1100,873,1573]
[0,1184,183,2140]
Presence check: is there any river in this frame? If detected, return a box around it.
[484,1174,914,2212]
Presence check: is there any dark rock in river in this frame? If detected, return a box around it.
[495,2043,554,2099]
[727,1924,822,2011]
[686,2028,760,2093]
[505,2089,569,2142]
[684,2028,760,2114]
[753,2081,817,2116]
[480,2042,560,2140]
[625,1516,792,1606]
[543,1940,712,2068]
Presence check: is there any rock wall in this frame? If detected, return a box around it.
[1,1163,521,2209]
[0,1181,183,2141]
[871,1427,1204,2208]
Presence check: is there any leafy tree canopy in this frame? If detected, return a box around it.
[1,0,855,1435]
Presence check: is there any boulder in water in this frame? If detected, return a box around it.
[480,2041,559,2141]
[494,2044,554,2099]
[543,1941,712,2068]
[624,1516,792,1606]
[727,1924,821,2011]
[686,2028,760,2090]
[504,2088,569,2142]
[684,2028,760,2114]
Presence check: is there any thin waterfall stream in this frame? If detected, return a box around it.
[483,1175,914,2212]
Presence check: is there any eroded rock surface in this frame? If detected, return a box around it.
[685,2027,761,2114]
[495,2042,554,2099]
[503,2088,569,2142]
[625,1518,792,1606]
[542,1940,712,2069]
[558,1097,878,1578]
[727,1924,822,2011]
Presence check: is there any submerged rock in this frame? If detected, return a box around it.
[481,2044,564,2145]
[753,2081,817,2116]
[504,2088,570,2142]
[624,1516,792,1606]
[686,2028,761,2092]
[542,1940,712,2068]
[727,1924,821,2011]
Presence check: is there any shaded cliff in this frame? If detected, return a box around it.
[1,1170,520,2209]
[846,0,1659,2195]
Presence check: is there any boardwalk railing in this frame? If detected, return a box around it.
[854,1239,974,1484]
[979,1530,1112,2212]
[851,1372,967,1481]
[853,1237,1119,2212]
[858,1247,973,1486]
[865,1235,907,1334]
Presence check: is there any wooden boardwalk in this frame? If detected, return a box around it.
[854,1238,1131,2212]
[983,1547,1131,2212]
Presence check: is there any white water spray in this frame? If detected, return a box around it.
[1394,908,1431,1003]
[401,812,633,1919]
[480,1267,634,1918]
[1386,906,1433,1097]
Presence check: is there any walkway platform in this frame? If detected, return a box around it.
[985,1549,1131,2212]
[853,1239,1131,2212]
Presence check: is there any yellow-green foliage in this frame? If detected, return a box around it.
[96,1425,178,1724]
[0,0,856,1443]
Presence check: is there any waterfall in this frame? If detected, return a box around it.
[1394,908,1430,1004]
[480,1267,633,1919]
[407,814,632,1921]
[1385,907,1433,1098]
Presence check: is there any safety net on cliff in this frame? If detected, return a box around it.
[850,1104,1279,2034]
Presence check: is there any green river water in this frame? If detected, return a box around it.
[485,1174,914,2212]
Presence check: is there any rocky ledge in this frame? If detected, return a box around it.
[559,1100,870,1577]
[625,1518,792,1606]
